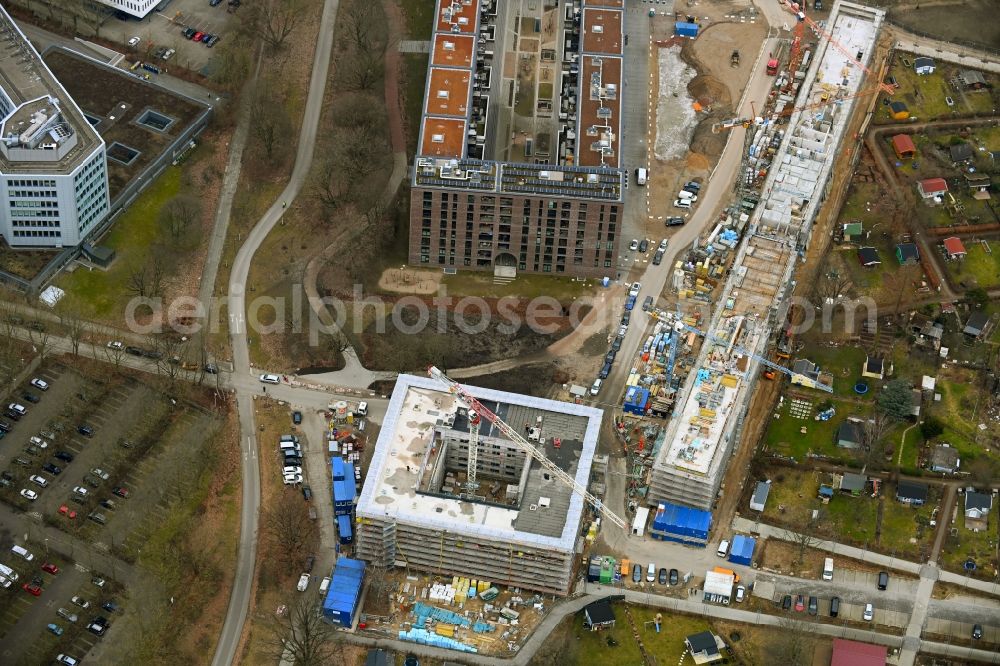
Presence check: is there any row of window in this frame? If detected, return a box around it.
[11,229,61,238]
[11,218,61,227]
[9,190,57,199]
[7,179,56,188]
[9,210,60,219]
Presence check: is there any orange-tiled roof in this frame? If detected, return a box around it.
[436,0,479,34]
[582,8,623,55]
[584,0,624,7]
[431,33,475,69]
[424,67,471,117]
[421,117,467,158]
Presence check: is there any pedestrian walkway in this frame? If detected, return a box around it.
[398,40,431,53]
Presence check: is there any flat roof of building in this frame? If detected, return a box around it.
[420,117,468,158]
[436,0,480,34]
[581,8,623,55]
[431,34,476,68]
[416,0,624,189]
[0,5,100,175]
[356,374,604,552]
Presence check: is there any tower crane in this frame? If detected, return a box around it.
[464,409,481,495]
[427,366,629,530]
[680,324,834,393]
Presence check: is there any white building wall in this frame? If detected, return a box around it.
[94,0,160,19]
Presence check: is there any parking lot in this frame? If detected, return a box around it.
[0,360,225,663]
[97,0,240,72]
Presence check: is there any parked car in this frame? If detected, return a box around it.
[112,487,129,498]
[47,623,64,636]
[628,239,639,251]
[658,568,668,585]
[71,596,91,609]
[830,596,840,617]
[41,563,59,575]
[73,486,89,497]
[611,336,623,352]
[29,436,48,448]
[91,577,106,588]
[29,474,48,488]
[297,573,310,591]
[91,468,110,481]
[631,564,641,583]
[283,474,303,485]
[669,569,679,586]
[598,362,612,380]
[20,489,38,501]
[192,31,204,42]
[794,595,805,612]
[182,27,196,39]
[100,499,117,511]
[56,656,80,666]
[87,619,108,636]
[302,485,312,501]
[807,595,818,615]
[863,603,874,621]
[781,595,792,611]
[78,425,94,437]
[102,600,119,613]
[638,239,649,253]
[22,392,40,404]
[736,585,746,603]
[972,624,983,640]
[30,377,49,390]
[292,411,302,425]
[55,451,74,462]
[57,608,78,622]
[0,419,11,432]
[259,373,280,384]
[22,582,42,596]
[88,512,107,525]
[877,571,889,590]
[127,36,140,47]
[673,199,692,209]
[43,463,62,475]
[84,475,101,488]
[665,217,686,227]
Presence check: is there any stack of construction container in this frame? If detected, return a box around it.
[322,556,366,626]
[331,456,355,544]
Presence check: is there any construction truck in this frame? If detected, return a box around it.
[766,40,789,76]
[731,50,740,67]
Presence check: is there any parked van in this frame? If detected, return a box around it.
[647,563,656,582]
[0,562,18,581]
[717,540,730,558]
[319,576,331,594]
[635,168,648,186]
[11,544,33,561]
[357,401,368,416]
[823,557,834,581]
[590,378,603,396]
[279,441,301,452]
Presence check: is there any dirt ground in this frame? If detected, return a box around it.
[757,538,913,580]
[887,0,1000,50]
[642,8,767,234]
[376,267,444,295]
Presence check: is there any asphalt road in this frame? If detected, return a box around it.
[212,0,343,663]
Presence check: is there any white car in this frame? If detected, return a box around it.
[297,573,310,591]
[735,585,746,602]
[628,282,641,297]
[590,378,603,396]
[283,474,303,485]
[628,239,639,251]
[72,486,89,497]
[91,468,110,481]
[20,488,38,501]
[618,324,628,337]
[29,474,48,488]
[56,655,80,666]
[107,341,124,350]
[259,374,280,385]
[282,466,303,475]
[29,436,48,449]
[863,603,874,621]
[673,199,692,209]
[659,238,668,250]
[30,378,49,391]
[127,36,140,47]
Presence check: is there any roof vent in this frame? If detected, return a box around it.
[432,134,445,143]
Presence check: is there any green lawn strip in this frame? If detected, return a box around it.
[399,0,435,40]
[879,489,936,557]
[56,167,182,319]
[765,397,873,461]
[794,343,869,399]
[571,606,712,665]
[439,271,592,302]
[402,54,429,155]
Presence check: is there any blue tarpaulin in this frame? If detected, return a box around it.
[729,535,756,566]
[649,502,712,546]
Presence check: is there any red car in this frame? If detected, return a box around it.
[192,31,204,42]
[794,595,805,612]
[42,563,59,575]
[112,487,129,498]
[23,582,42,596]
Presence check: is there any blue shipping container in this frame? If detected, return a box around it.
[322,557,365,626]
[675,22,699,38]
[331,456,346,481]
[729,535,755,566]
[337,514,353,544]
[649,502,711,546]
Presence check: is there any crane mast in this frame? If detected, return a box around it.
[464,410,481,495]
[427,366,628,530]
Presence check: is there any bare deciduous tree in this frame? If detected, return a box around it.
[782,528,819,568]
[773,619,811,664]
[127,259,165,299]
[249,82,291,162]
[264,595,344,666]
[159,195,202,241]
[251,0,303,50]
[261,490,317,569]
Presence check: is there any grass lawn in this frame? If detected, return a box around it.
[944,241,1000,290]
[56,166,182,320]
[794,343,868,399]
[764,397,873,462]
[763,470,879,547]
[401,54,429,155]
[879,487,937,559]
[569,606,711,665]
[939,504,998,577]
[440,271,593,302]
[399,0,435,40]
